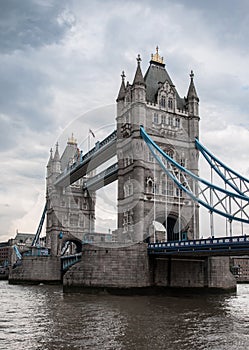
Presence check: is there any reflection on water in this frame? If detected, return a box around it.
[0,281,249,350]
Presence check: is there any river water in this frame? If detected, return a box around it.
[1,281,249,350]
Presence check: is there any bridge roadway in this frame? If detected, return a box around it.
[54,130,117,187]
[148,235,249,257]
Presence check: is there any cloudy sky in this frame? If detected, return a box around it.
[1,0,249,241]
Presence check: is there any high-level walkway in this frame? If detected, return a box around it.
[54,130,117,187]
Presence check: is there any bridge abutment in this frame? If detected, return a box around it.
[63,244,236,293]
[9,256,61,284]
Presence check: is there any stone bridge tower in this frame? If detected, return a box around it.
[46,135,95,255]
[116,47,199,243]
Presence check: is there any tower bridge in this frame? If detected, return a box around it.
[9,48,249,291]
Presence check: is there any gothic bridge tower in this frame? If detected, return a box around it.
[116,47,199,243]
[46,135,95,256]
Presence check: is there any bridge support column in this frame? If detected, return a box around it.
[151,256,236,291]
[206,256,236,291]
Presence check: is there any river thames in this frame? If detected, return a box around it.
[1,281,249,350]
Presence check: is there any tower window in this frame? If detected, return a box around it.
[168,182,174,196]
[168,98,173,110]
[160,96,166,108]
[148,151,154,162]
[176,118,180,128]
[161,115,166,124]
[153,113,159,124]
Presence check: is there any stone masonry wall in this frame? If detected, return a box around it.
[9,256,61,284]
[207,256,236,290]
[63,243,151,290]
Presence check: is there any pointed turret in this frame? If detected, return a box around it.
[46,148,53,178]
[47,148,53,166]
[186,70,199,117]
[53,142,60,161]
[187,70,199,101]
[116,71,126,102]
[133,55,145,86]
[52,142,61,174]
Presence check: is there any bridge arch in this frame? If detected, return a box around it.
[58,231,82,256]
[145,210,189,242]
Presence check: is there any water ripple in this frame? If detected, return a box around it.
[1,281,249,349]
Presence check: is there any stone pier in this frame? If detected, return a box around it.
[9,256,61,284]
[63,243,236,293]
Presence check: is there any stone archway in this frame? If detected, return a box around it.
[58,231,82,256]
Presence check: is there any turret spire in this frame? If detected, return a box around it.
[53,142,60,161]
[133,54,145,86]
[187,70,199,101]
[116,71,126,102]
[186,70,199,116]
[47,148,53,169]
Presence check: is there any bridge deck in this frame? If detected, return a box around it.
[148,235,249,257]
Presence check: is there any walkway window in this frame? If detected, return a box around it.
[176,118,180,128]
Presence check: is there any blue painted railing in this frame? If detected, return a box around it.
[148,235,249,255]
[61,253,82,272]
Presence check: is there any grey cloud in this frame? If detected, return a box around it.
[0,0,71,53]
[0,53,57,133]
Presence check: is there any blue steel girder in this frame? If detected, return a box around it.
[195,138,249,197]
[140,127,249,224]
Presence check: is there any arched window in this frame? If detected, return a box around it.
[160,95,166,108]
[168,98,173,110]
[124,179,133,197]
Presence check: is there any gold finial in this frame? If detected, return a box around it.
[151,46,164,64]
[67,133,77,145]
